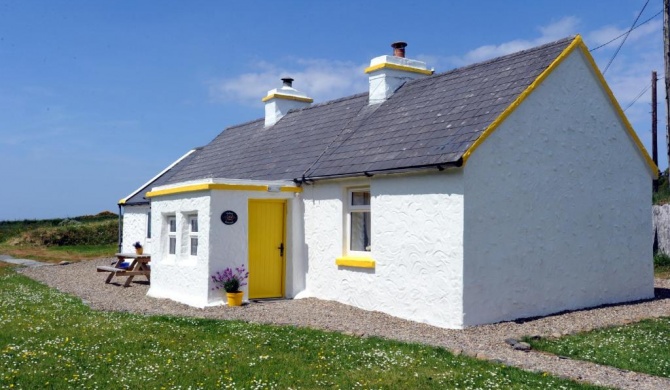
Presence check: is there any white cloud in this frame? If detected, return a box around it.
[449,16,580,66]
[587,19,661,48]
[209,59,368,106]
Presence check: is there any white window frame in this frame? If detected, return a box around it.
[345,188,371,256]
[167,215,177,256]
[188,214,198,256]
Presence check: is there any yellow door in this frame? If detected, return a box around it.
[248,200,285,299]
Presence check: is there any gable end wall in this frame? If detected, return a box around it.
[462,49,653,326]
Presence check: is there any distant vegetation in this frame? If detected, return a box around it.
[0,211,118,262]
[654,169,670,205]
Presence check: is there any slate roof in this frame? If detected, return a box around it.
[166,37,574,184]
[122,148,202,205]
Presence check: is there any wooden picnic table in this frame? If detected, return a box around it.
[96,253,151,287]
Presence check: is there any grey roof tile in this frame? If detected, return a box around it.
[164,37,573,184]
[123,148,202,205]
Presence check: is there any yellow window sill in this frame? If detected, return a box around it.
[335,256,375,269]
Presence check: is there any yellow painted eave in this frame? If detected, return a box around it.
[146,183,303,198]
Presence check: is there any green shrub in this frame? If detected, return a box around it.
[0,212,117,244]
[654,252,670,267]
[18,220,118,247]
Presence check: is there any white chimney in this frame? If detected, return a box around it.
[262,78,313,127]
[365,42,433,105]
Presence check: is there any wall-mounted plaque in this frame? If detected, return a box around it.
[221,210,238,225]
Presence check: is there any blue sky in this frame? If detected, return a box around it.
[0,0,665,220]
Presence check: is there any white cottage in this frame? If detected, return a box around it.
[119,36,657,329]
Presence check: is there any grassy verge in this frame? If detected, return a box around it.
[526,318,670,378]
[655,253,670,279]
[0,267,603,389]
[0,244,117,263]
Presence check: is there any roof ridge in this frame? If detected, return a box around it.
[287,92,368,114]
[413,36,576,84]
[225,117,264,130]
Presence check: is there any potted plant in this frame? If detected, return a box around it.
[133,241,143,255]
[211,264,248,306]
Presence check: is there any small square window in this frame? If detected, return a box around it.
[190,237,198,256]
[169,237,176,255]
[188,215,198,256]
[347,189,371,253]
[167,216,176,255]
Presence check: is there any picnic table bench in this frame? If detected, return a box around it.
[97,253,151,287]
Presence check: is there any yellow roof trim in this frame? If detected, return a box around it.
[146,183,303,198]
[461,36,582,165]
[364,62,434,76]
[118,199,126,205]
[461,35,658,179]
[261,93,314,103]
[335,256,376,268]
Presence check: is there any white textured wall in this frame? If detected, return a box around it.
[208,190,303,305]
[302,173,465,329]
[147,194,212,307]
[121,205,152,254]
[462,49,654,326]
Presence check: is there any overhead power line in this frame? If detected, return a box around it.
[590,9,663,52]
[623,85,652,111]
[623,76,665,112]
[602,0,651,75]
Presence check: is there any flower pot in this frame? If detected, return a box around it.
[135,247,144,255]
[226,291,243,306]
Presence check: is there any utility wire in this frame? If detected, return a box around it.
[590,9,663,52]
[602,0,650,75]
[623,76,665,112]
[623,84,652,111]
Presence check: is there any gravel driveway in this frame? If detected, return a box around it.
[13,257,670,390]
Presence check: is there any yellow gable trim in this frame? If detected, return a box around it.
[364,62,434,76]
[261,93,314,103]
[118,199,126,205]
[146,183,303,198]
[461,35,658,179]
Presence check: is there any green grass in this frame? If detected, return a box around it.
[0,243,118,263]
[0,212,117,243]
[49,244,117,256]
[0,267,603,389]
[0,212,118,263]
[526,318,670,378]
[655,253,670,278]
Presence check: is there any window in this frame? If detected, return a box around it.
[167,216,176,255]
[348,189,371,252]
[147,211,152,239]
[188,215,198,256]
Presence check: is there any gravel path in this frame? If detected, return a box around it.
[11,257,670,390]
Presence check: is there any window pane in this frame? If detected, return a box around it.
[147,212,152,238]
[190,237,198,256]
[350,211,371,251]
[190,217,198,232]
[169,237,176,254]
[351,191,370,206]
[169,218,176,232]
